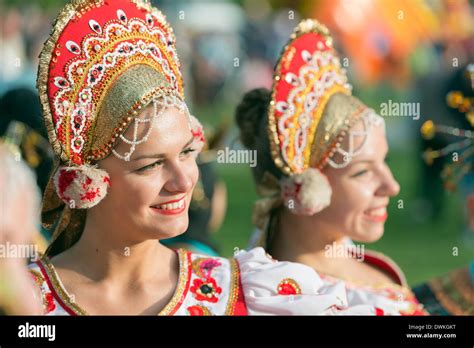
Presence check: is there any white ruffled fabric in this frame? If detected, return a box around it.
[343,288,411,314]
[235,247,388,315]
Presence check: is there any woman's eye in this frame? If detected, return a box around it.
[137,160,164,172]
[181,147,195,156]
[136,148,195,172]
[351,169,369,178]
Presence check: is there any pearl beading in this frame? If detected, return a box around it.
[327,109,385,168]
[111,94,190,162]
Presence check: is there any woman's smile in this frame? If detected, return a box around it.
[150,196,187,215]
[362,205,388,223]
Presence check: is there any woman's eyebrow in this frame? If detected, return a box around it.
[182,135,194,149]
[349,152,389,165]
[131,136,195,161]
[350,159,374,164]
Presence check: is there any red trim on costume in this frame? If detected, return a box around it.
[363,252,404,286]
[36,260,77,316]
[167,250,192,315]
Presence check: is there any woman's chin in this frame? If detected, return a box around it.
[152,220,189,240]
[352,226,385,243]
[162,229,187,240]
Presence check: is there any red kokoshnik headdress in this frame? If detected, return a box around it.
[252,19,385,235]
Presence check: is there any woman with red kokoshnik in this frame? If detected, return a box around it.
[236,19,427,315]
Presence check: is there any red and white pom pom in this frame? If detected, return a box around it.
[53,165,111,209]
[189,114,206,156]
[281,168,332,215]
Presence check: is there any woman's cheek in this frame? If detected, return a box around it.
[351,180,374,207]
[336,179,369,214]
[185,157,199,187]
[118,173,157,208]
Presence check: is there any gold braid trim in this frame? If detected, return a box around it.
[158,249,190,316]
[37,1,94,163]
[225,258,241,315]
[39,256,88,315]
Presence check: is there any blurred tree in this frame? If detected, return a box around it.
[3,0,64,9]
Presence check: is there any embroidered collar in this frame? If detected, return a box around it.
[35,248,191,315]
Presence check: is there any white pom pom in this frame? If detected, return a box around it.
[281,168,332,215]
[53,165,111,209]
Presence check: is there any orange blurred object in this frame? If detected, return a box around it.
[315,0,440,85]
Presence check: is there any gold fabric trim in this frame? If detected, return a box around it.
[29,268,49,313]
[225,258,240,315]
[310,94,368,169]
[90,64,172,160]
[38,256,88,315]
[158,248,190,316]
[29,269,45,288]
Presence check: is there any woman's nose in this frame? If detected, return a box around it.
[377,166,400,197]
[164,162,194,193]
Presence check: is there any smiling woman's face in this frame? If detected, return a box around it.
[93,104,199,243]
[314,119,400,243]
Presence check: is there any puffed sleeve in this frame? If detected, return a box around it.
[234,247,392,315]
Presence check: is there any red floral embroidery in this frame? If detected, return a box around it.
[44,292,56,313]
[277,278,302,295]
[80,187,101,201]
[199,259,221,277]
[278,283,298,295]
[103,176,111,186]
[71,153,82,165]
[192,257,221,279]
[187,305,212,316]
[57,169,77,198]
[192,128,205,143]
[190,277,222,303]
[82,177,93,189]
[282,181,302,201]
